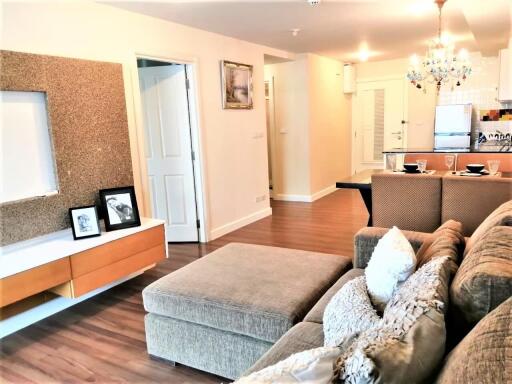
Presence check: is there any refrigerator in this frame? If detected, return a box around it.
[434,104,472,152]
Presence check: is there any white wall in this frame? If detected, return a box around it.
[2,2,292,241]
[264,54,351,200]
[264,57,311,198]
[356,58,437,149]
[308,54,352,195]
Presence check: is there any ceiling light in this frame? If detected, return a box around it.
[290,28,301,37]
[407,0,472,92]
[306,0,321,5]
[358,42,370,62]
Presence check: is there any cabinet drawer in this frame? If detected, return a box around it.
[61,243,165,298]
[0,258,71,307]
[70,225,164,277]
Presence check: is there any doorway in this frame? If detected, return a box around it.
[265,77,277,198]
[352,77,407,173]
[137,58,200,242]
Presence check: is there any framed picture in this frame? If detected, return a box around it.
[69,205,101,240]
[99,186,141,231]
[221,60,253,109]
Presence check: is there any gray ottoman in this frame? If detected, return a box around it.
[143,242,351,379]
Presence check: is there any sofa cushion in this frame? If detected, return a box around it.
[323,276,380,348]
[244,322,325,376]
[365,226,417,311]
[464,199,512,255]
[304,269,364,324]
[336,257,451,384]
[436,297,512,384]
[416,219,465,274]
[450,226,512,326]
[143,243,351,343]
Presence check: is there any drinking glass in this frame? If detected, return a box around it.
[388,155,396,172]
[488,160,500,175]
[444,155,455,172]
[417,159,427,173]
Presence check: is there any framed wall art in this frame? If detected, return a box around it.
[221,60,253,109]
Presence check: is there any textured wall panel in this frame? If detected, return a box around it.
[0,50,133,245]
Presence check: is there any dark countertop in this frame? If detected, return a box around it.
[383,148,512,154]
[336,169,511,189]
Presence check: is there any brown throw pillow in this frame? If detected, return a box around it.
[465,199,512,255]
[450,226,512,327]
[416,220,465,274]
[436,297,512,384]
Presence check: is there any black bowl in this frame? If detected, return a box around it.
[466,163,485,173]
[404,163,419,172]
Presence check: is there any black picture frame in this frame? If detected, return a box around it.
[99,186,141,232]
[69,205,101,240]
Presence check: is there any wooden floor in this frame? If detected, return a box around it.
[0,189,368,383]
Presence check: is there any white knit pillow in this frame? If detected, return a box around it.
[323,276,381,348]
[236,347,341,384]
[365,226,416,311]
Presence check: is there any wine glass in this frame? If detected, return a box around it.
[417,159,427,173]
[488,160,500,175]
[388,155,396,172]
[445,155,455,172]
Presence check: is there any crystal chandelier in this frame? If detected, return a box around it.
[407,0,471,93]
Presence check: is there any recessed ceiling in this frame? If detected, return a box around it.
[105,0,511,62]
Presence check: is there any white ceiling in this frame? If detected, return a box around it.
[106,0,511,62]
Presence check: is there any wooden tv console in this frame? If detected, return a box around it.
[0,218,166,337]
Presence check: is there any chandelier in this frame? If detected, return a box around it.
[407,0,471,93]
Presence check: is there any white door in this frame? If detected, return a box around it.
[138,65,198,242]
[352,78,406,173]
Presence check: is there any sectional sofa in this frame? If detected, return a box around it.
[142,199,512,382]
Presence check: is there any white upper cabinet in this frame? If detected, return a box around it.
[499,49,512,102]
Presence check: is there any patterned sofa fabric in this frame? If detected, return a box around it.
[450,226,512,327]
[416,219,465,275]
[464,199,512,255]
[436,297,512,384]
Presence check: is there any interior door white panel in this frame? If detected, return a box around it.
[139,65,198,242]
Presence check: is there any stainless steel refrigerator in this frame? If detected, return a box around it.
[434,104,472,152]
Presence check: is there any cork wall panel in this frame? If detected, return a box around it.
[0,50,133,245]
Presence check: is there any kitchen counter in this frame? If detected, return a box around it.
[383,148,511,153]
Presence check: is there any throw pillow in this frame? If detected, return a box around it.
[436,297,512,384]
[416,219,465,274]
[236,346,341,384]
[464,199,512,256]
[335,256,451,384]
[450,225,512,326]
[365,226,417,311]
[323,276,381,349]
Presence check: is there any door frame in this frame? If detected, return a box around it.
[264,77,278,197]
[130,52,208,243]
[351,75,408,174]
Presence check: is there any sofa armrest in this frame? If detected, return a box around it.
[353,227,433,269]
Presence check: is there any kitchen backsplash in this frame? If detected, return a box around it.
[437,53,512,152]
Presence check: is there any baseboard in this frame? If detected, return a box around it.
[273,194,312,202]
[209,207,272,240]
[273,184,337,203]
[310,184,337,202]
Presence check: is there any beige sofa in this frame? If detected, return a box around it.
[245,200,512,382]
[372,173,512,235]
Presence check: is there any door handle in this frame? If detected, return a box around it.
[391,131,402,134]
